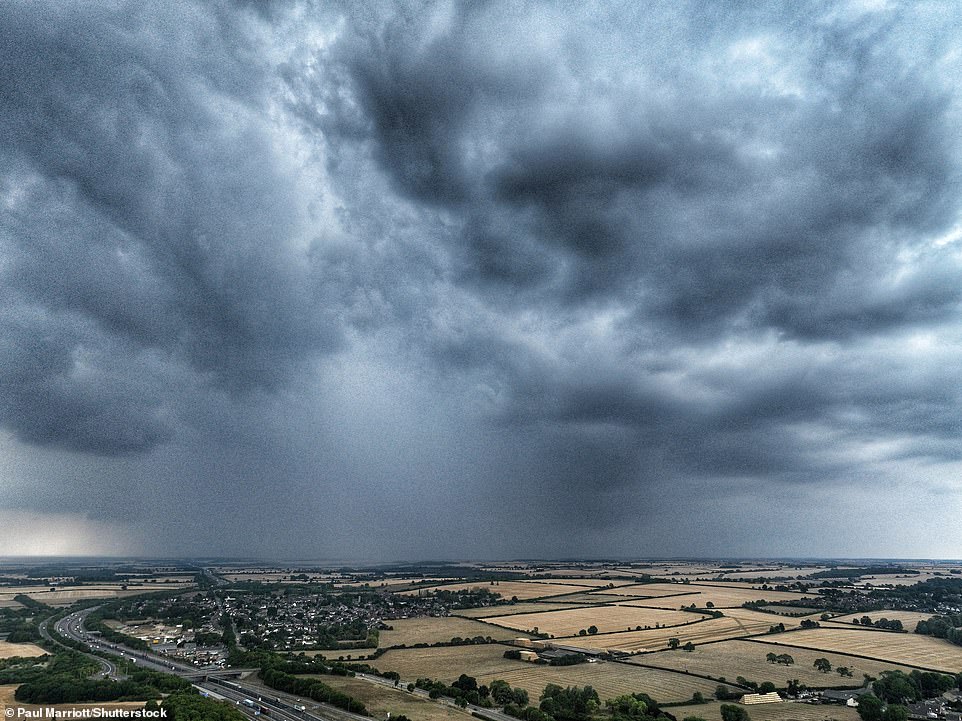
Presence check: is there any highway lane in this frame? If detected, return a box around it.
[38,613,123,680]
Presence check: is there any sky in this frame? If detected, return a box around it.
[1,0,961,561]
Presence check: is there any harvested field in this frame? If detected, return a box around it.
[0,584,175,607]
[827,611,934,628]
[667,700,862,721]
[372,644,525,681]
[723,607,812,630]
[633,639,909,687]
[481,606,702,637]
[760,606,823,617]
[399,581,595,601]
[614,584,816,608]
[555,615,776,653]
[0,641,46,659]
[304,675,476,721]
[474,660,732,703]
[454,602,592,618]
[549,593,654,604]
[378,617,530,647]
[750,628,962,672]
[0,599,23,608]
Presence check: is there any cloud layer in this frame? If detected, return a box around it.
[1,0,961,558]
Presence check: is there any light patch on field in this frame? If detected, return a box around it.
[750,628,962,672]
[0,585,168,607]
[377,616,530,647]
[636,639,910,687]
[482,606,701,637]
[667,699,862,721]
[0,510,142,556]
[0,641,46,659]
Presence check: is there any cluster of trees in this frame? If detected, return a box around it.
[855,695,908,721]
[915,614,962,646]
[605,692,663,721]
[491,679,530,707]
[853,616,905,631]
[414,673,494,707]
[260,667,368,714]
[150,690,247,721]
[577,626,599,635]
[764,652,795,665]
[389,634,497,649]
[871,670,957,703]
[539,684,600,721]
[812,658,853,676]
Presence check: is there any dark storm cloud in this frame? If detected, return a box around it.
[2,0,962,557]
[0,1,342,453]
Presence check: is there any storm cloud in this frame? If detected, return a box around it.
[1,0,961,558]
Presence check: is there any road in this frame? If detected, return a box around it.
[38,612,124,680]
[52,608,368,721]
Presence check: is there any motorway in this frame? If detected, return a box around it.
[51,607,370,721]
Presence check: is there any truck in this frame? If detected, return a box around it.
[242,699,256,708]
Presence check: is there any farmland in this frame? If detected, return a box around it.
[667,700,862,721]
[454,602,592,617]
[371,643,526,681]
[402,581,604,601]
[378,616,530,647]
[553,615,778,653]
[369,645,734,703]
[0,641,46,659]
[611,583,817,608]
[827,610,934,628]
[634,639,910,687]
[481,605,702,637]
[473,660,733,703]
[0,582,191,607]
[750,628,962,672]
[304,675,477,721]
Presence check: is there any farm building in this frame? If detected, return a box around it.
[518,650,539,662]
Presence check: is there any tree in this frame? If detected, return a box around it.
[837,667,853,678]
[683,642,695,652]
[883,706,908,721]
[857,694,884,721]
[765,653,778,664]
[587,626,598,635]
[814,658,833,673]
[720,703,751,721]
[759,682,776,694]
[786,680,805,697]
[668,638,680,650]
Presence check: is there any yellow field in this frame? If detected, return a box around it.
[0,685,146,715]
[474,659,729,703]
[750,629,962,672]
[556,615,776,653]
[635,639,909,687]
[549,593,654,604]
[454,602,592,618]
[482,606,701,637]
[378,616,530,647]
[827,611,934,628]
[668,700,862,721]
[309,675,476,721]
[373,644,526,681]
[369,646,729,703]
[0,642,46,659]
[0,583,184,606]
[400,581,598,601]
[612,584,816,608]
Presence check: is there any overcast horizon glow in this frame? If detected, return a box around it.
[1,1,961,560]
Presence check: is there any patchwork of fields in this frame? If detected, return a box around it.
[402,581,610,601]
[454,602,592,617]
[610,584,817,608]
